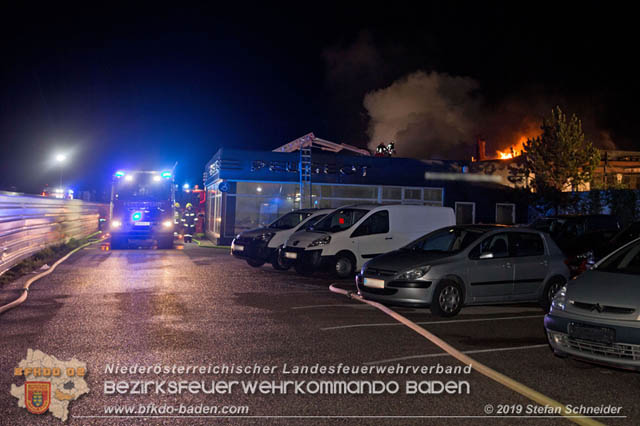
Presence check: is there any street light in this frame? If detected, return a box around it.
[54,153,67,190]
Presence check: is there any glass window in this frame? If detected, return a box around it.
[232,196,296,233]
[382,187,402,200]
[269,212,313,230]
[512,232,545,257]
[317,199,368,209]
[597,240,640,275]
[235,182,299,198]
[496,203,515,225]
[351,211,389,237]
[320,185,377,199]
[455,202,475,225]
[313,208,368,233]
[424,188,443,202]
[407,227,487,253]
[470,233,510,259]
[404,188,422,200]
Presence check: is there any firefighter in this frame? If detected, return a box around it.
[174,202,182,238]
[182,203,197,243]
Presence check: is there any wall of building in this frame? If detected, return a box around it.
[203,148,528,244]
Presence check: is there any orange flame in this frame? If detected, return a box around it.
[496,134,537,160]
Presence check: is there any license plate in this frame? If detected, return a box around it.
[569,323,616,344]
[232,244,244,252]
[363,278,385,289]
[284,251,297,259]
[134,221,151,226]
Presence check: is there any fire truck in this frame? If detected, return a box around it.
[109,170,175,249]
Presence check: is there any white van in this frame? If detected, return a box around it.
[282,204,455,277]
[231,209,333,270]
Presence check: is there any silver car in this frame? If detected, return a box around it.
[545,237,640,370]
[355,225,570,317]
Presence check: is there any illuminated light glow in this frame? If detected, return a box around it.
[183,183,190,189]
[153,175,162,182]
[124,174,134,182]
[161,171,172,178]
[68,189,74,194]
[111,220,122,228]
[54,188,63,193]
[115,170,125,177]
[55,154,66,162]
[162,220,173,228]
[256,186,263,192]
[339,217,345,225]
[131,212,142,221]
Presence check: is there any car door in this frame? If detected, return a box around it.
[350,210,393,264]
[467,232,514,302]
[511,232,549,300]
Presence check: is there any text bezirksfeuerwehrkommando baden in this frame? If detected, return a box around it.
[104,363,471,376]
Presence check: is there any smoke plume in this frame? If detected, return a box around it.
[363,71,616,159]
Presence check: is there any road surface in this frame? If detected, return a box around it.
[1,244,637,425]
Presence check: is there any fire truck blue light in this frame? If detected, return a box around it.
[131,212,142,221]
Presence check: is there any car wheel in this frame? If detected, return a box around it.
[431,280,463,317]
[540,277,565,311]
[334,253,355,279]
[246,258,265,268]
[271,253,290,271]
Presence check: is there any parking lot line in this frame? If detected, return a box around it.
[320,314,544,331]
[364,344,549,365]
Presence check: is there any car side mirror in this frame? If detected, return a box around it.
[479,252,494,259]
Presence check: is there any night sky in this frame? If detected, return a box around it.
[1,3,638,198]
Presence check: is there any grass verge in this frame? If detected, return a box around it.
[0,232,101,287]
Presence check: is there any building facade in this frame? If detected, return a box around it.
[203,146,528,245]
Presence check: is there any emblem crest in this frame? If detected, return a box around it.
[25,381,51,415]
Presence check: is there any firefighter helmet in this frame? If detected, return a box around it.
[174,202,180,208]
[186,203,193,208]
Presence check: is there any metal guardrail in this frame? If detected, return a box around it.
[0,191,108,276]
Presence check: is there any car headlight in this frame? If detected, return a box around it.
[550,285,568,312]
[162,220,173,228]
[111,220,122,229]
[396,266,431,281]
[257,232,275,242]
[308,235,331,247]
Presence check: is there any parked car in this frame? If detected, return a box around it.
[595,221,640,259]
[231,209,332,270]
[282,204,455,278]
[529,214,620,276]
[355,225,570,317]
[545,237,640,370]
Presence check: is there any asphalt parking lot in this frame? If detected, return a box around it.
[1,244,638,425]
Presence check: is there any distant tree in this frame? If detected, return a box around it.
[523,107,600,214]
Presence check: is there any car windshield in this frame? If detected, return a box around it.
[269,212,312,230]
[405,227,487,253]
[597,240,640,275]
[114,175,172,201]
[301,214,327,230]
[311,208,368,233]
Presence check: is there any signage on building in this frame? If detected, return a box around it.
[250,160,368,177]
